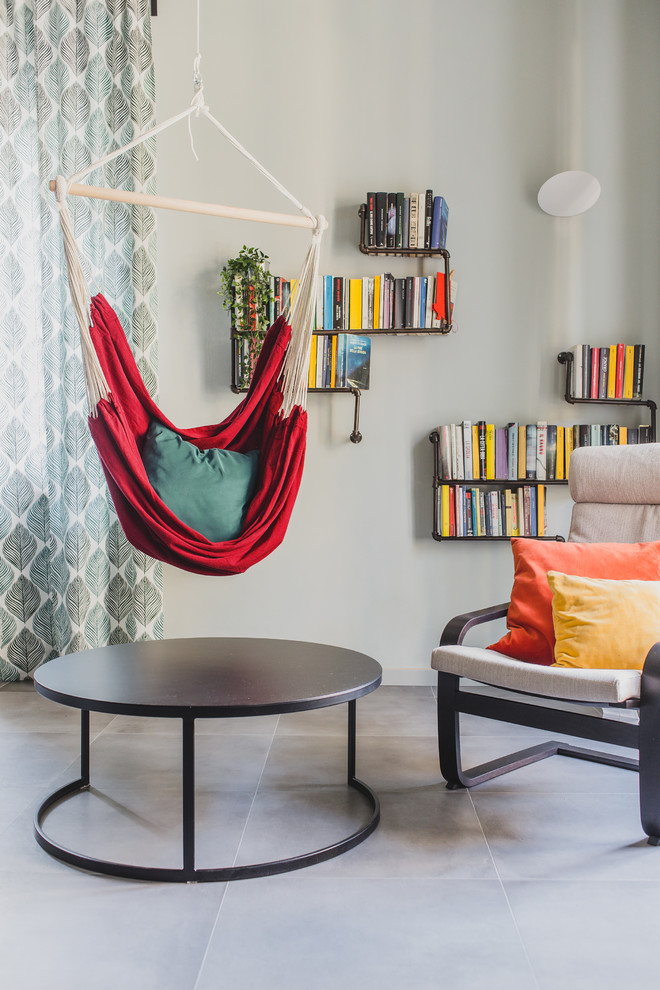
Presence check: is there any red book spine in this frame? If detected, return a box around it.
[590,347,599,399]
[448,486,456,536]
[432,271,446,321]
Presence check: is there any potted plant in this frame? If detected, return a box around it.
[219,246,274,389]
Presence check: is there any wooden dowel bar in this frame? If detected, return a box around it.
[49,180,319,231]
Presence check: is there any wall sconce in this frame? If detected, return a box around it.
[537,170,601,216]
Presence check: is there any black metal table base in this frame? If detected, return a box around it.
[34,702,380,883]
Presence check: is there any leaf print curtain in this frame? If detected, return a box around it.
[0,0,163,680]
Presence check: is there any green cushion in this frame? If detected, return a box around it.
[141,422,259,542]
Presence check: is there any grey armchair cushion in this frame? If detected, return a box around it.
[432,645,641,703]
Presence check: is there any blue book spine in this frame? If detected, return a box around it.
[418,277,427,329]
[431,196,449,250]
[323,276,333,331]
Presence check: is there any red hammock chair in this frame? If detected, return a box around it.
[87,294,306,576]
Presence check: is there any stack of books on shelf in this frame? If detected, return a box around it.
[307,333,371,390]
[438,484,547,538]
[319,273,450,331]
[235,273,451,335]
[569,343,645,399]
[364,190,448,250]
[235,332,371,392]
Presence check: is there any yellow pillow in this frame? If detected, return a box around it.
[548,570,660,670]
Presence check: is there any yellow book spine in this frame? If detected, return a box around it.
[441,485,450,537]
[619,426,628,445]
[349,279,362,330]
[518,425,526,479]
[485,425,495,479]
[475,488,482,536]
[565,426,575,471]
[373,275,380,330]
[308,333,317,388]
[624,345,635,398]
[556,426,565,480]
[537,484,545,536]
[330,335,338,388]
[607,344,617,398]
[505,489,513,537]
[472,425,479,479]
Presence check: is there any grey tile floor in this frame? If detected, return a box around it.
[0,679,658,990]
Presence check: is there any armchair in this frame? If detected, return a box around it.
[432,443,660,845]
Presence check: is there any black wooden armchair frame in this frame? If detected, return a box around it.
[437,602,660,845]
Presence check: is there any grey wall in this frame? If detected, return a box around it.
[150,0,660,683]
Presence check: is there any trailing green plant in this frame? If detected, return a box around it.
[219,246,274,389]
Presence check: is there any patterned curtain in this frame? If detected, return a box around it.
[0,0,163,680]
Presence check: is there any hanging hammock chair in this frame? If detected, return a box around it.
[53,72,325,577]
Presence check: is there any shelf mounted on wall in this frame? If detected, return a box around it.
[231,336,364,443]
[357,205,452,335]
[429,430,566,543]
[557,351,656,441]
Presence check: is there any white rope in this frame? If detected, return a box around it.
[53,34,326,418]
[280,218,326,416]
[53,178,110,415]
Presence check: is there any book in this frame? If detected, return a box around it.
[323,276,333,331]
[485,424,495,479]
[402,198,410,249]
[430,196,449,250]
[471,425,479,479]
[386,193,396,248]
[393,279,406,330]
[349,279,362,330]
[477,421,487,480]
[438,424,451,478]
[607,344,617,398]
[365,193,376,247]
[536,421,547,480]
[432,270,446,323]
[507,423,518,481]
[423,189,434,249]
[633,344,645,399]
[526,424,537,479]
[409,193,419,248]
[623,345,634,398]
[615,342,625,397]
[546,425,557,480]
[404,276,414,328]
[395,192,404,249]
[462,420,473,481]
[598,347,609,399]
[344,335,371,390]
[590,347,599,399]
[332,277,343,330]
[375,192,387,247]
[418,277,427,329]
[570,344,582,398]
[581,344,590,398]
[373,275,381,330]
[455,424,465,480]
[495,427,507,479]
[556,426,565,480]
[441,484,450,537]
[518,424,527,479]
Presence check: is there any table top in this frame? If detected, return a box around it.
[33,638,382,718]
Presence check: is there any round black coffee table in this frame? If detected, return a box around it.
[33,637,382,883]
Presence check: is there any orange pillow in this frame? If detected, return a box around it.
[488,537,660,665]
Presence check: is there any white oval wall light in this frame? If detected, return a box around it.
[537,170,601,216]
